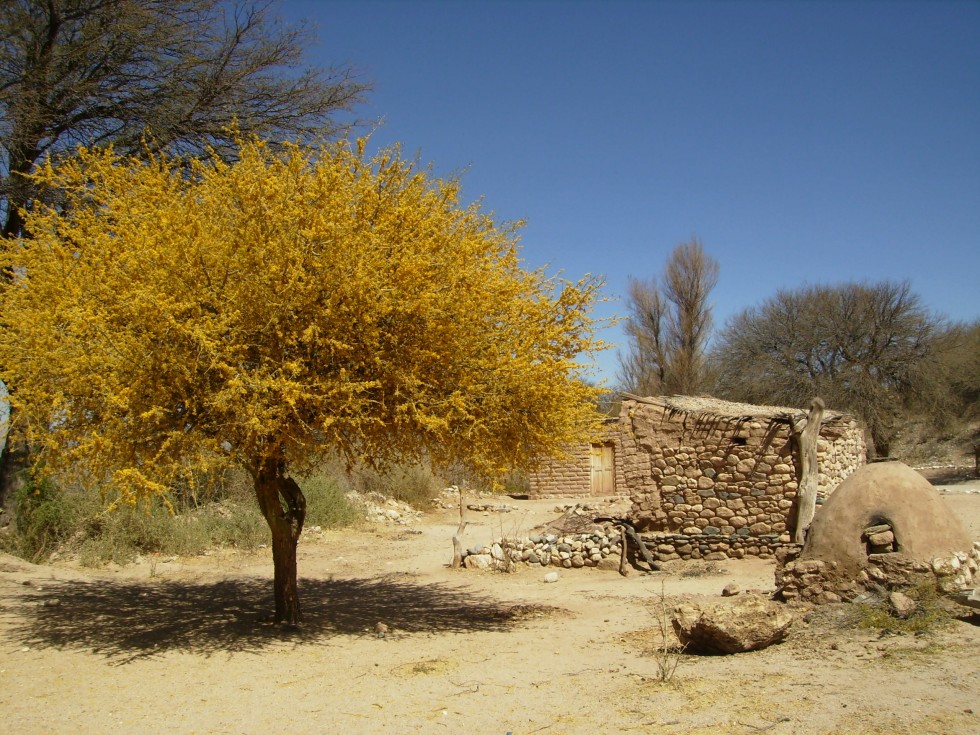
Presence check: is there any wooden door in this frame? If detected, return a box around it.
[590,444,615,496]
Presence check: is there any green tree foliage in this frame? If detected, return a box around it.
[0,138,605,624]
[711,281,948,457]
[0,0,369,238]
[618,238,719,395]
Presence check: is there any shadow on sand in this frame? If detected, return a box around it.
[4,574,529,663]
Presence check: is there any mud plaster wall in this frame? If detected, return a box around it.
[621,399,867,553]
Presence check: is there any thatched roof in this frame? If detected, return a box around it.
[619,393,853,426]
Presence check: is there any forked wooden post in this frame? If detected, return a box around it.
[451,488,468,568]
[793,397,825,544]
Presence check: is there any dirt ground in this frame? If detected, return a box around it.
[2,476,979,735]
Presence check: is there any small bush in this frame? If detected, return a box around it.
[298,469,365,528]
[77,497,270,565]
[348,461,443,507]
[0,457,415,567]
[501,470,530,496]
[650,581,685,683]
[4,475,94,562]
[2,470,270,566]
[850,581,954,635]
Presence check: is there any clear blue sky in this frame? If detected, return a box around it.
[279,0,980,385]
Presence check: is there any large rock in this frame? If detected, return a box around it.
[672,594,794,654]
[463,553,493,570]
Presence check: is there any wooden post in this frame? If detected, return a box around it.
[618,525,629,576]
[793,397,825,545]
[625,524,659,571]
[451,488,468,568]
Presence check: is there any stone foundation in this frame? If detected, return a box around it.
[774,541,980,604]
[638,532,800,562]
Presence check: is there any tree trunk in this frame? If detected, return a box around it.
[254,458,306,625]
[2,140,43,240]
[793,397,825,544]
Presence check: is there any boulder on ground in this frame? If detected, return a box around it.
[672,594,794,654]
[463,553,493,570]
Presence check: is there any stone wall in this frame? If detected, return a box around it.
[621,396,866,557]
[461,527,624,570]
[775,543,980,604]
[638,531,799,562]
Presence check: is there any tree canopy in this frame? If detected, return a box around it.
[0,138,605,623]
[710,280,947,457]
[0,0,368,237]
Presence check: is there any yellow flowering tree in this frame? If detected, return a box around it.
[0,139,604,624]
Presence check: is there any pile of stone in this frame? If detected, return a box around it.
[466,503,519,513]
[430,486,462,510]
[773,557,852,604]
[638,531,799,562]
[361,495,424,525]
[553,502,602,513]
[863,522,897,553]
[461,528,623,570]
[775,541,980,604]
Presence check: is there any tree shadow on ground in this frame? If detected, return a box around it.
[3,575,531,663]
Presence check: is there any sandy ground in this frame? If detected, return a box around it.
[1,479,979,735]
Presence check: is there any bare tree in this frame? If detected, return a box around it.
[0,0,370,237]
[618,238,720,395]
[711,281,947,457]
[937,319,980,421]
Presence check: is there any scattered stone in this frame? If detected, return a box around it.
[467,503,516,513]
[721,583,740,597]
[888,591,917,619]
[543,571,560,583]
[363,494,424,525]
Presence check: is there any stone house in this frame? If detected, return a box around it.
[529,394,867,559]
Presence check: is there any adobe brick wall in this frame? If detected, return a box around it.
[528,426,628,498]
